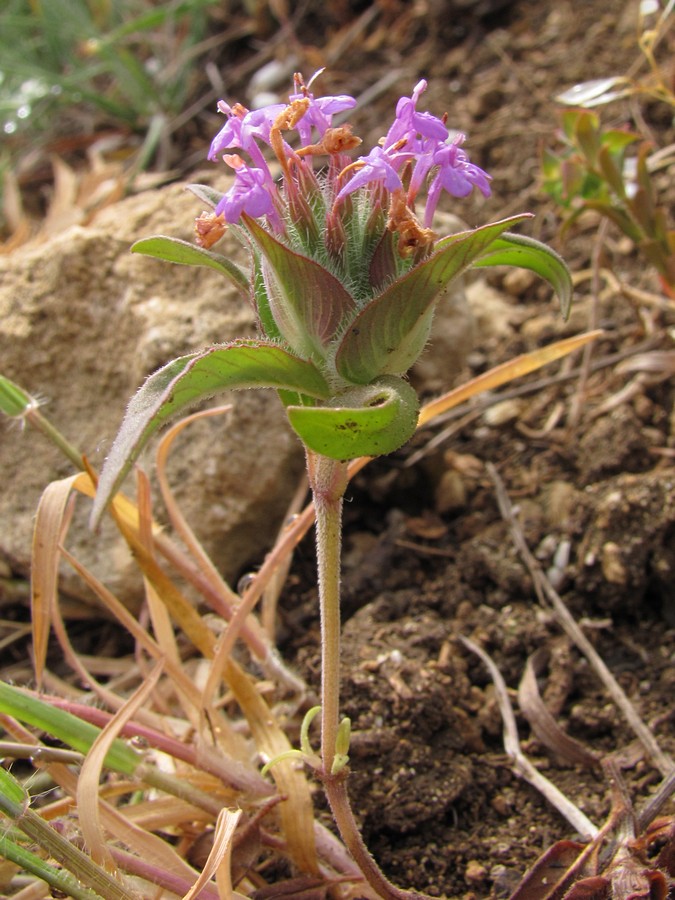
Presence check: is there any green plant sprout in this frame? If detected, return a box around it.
[541,108,675,296]
[83,70,572,900]
[544,0,675,297]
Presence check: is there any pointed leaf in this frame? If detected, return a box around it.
[0,375,34,417]
[243,214,356,358]
[597,144,628,199]
[186,182,226,209]
[0,682,141,775]
[335,215,531,384]
[92,341,331,524]
[287,376,419,460]
[575,111,601,166]
[132,235,250,298]
[471,232,573,319]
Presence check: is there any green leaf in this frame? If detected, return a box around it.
[287,376,419,460]
[244,215,356,358]
[186,182,225,209]
[131,235,250,298]
[471,232,573,319]
[601,129,639,155]
[0,375,34,417]
[0,682,140,775]
[335,215,531,384]
[0,765,28,810]
[575,111,601,166]
[91,341,331,524]
[597,144,628,199]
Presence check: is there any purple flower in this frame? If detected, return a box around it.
[289,71,357,146]
[384,79,448,150]
[423,135,492,225]
[209,100,285,173]
[215,156,278,226]
[337,145,410,202]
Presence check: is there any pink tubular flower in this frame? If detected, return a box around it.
[384,79,448,149]
[206,72,491,265]
[215,155,278,225]
[423,135,492,225]
[336,145,407,202]
[289,76,357,146]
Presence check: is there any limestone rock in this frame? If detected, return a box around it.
[0,181,304,605]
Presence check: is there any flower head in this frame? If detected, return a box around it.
[201,72,494,361]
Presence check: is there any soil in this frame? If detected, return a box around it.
[4,1,675,898]
[270,0,675,897]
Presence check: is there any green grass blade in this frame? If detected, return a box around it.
[0,833,105,900]
[0,682,140,775]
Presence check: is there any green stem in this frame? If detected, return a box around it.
[307,451,348,776]
[307,451,434,900]
[322,772,431,900]
[0,833,105,900]
[0,804,132,900]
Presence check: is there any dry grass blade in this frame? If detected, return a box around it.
[10,883,50,900]
[31,471,92,685]
[459,635,599,838]
[223,660,318,876]
[487,463,675,778]
[417,331,603,427]
[519,650,600,768]
[76,661,164,871]
[135,467,196,722]
[154,404,281,674]
[155,405,239,608]
[49,763,210,894]
[111,505,218,659]
[59,545,200,709]
[181,807,243,900]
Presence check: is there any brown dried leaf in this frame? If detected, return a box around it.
[31,471,93,685]
[519,650,600,769]
[508,840,586,900]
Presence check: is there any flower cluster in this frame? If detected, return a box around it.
[201,71,491,264]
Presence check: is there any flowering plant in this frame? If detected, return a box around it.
[92,71,572,900]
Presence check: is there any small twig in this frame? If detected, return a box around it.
[636,768,675,832]
[568,219,608,427]
[459,635,598,838]
[487,463,675,778]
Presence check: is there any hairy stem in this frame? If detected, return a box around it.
[323,773,431,900]
[307,451,434,900]
[307,451,348,775]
